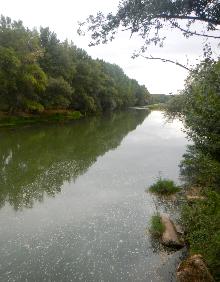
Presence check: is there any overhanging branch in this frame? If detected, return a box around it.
[140,55,192,71]
[154,14,220,25]
[170,22,220,39]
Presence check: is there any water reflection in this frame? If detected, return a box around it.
[0,110,148,210]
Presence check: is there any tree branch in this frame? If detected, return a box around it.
[154,14,220,25]
[170,22,220,39]
[140,55,192,71]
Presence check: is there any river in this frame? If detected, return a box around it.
[0,110,188,282]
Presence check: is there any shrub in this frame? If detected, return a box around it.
[44,77,73,109]
[150,214,165,237]
[180,145,220,192]
[182,190,220,280]
[66,111,82,120]
[149,177,180,195]
[25,100,45,113]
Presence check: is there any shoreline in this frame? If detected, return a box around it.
[0,110,83,127]
[0,106,155,128]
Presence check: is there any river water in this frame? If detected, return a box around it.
[0,110,188,282]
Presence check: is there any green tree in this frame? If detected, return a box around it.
[39,27,76,81]
[166,60,220,160]
[0,16,47,112]
[0,15,149,114]
[79,1,220,69]
[43,77,74,109]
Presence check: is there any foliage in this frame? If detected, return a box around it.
[149,94,172,105]
[182,191,220,280]
[166,60,220,161]
[0,110,82,127]
[182,61,220,160]
[78,0,220,54]
[149,177,180,195]
[24,100,44,113]
[165,94,185,120]
[180,145,220,191]
[166,59,220,279]
[43,77,73,109]
[0,15,150,114]
[147,103,165,111]
[150,214,165,238]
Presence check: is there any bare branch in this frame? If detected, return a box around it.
[170,22,220,39]
[154,14,220,25]
[140,55,192,71]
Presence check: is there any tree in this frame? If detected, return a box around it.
[43,77,73,109]
[78,0,220,70]
[166,60,220,160]
[39,27,76,81]
[0,16,47,112]
[0,15,149,114]
[0,46,47,112]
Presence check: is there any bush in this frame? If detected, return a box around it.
[66,111,82,120]
[180,145,220,192]
[44,77,73,109]
[166,61,220,160]
[149,177,180,195]
[182,190,220,280]
[150,214,165,237]
[25,100,45,113]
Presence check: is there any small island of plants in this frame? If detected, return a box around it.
[148,177,180,195]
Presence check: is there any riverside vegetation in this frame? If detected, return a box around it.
[165,60,220,281]
[147,59,220,280]
[0,15,150,126]
[150,214,165,238]
[149,177,180,195]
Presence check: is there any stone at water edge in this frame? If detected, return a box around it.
[186,195,206,202]
[176,254,214,282]
[161,214,184,248]
[175,224,184,235]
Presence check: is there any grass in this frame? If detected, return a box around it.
[0,110,83,127]
[149,177,180,195]
[182,190,220,280]
[150,214,165,237]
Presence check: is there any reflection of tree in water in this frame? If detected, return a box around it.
[0,110,149,210]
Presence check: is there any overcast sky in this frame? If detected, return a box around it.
[1,0,219,94]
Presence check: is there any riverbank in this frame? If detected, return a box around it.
[147,176,219,281]
[0,107,151,128]
[147,103,165,110]
[130,104,166,111]
[0,110,83,127]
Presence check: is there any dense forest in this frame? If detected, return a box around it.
[0,15,150,115]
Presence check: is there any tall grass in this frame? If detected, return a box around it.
[150,214,165,237]
[149,177,180,195]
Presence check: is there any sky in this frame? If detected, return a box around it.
[1,0,219,94]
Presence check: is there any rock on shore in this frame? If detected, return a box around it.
[161,214,184,248]
[176,254,214,282]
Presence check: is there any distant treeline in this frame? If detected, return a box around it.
[149,94,172,104]
[0,15,150,114]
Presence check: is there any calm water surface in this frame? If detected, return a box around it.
[0,110,188,282]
